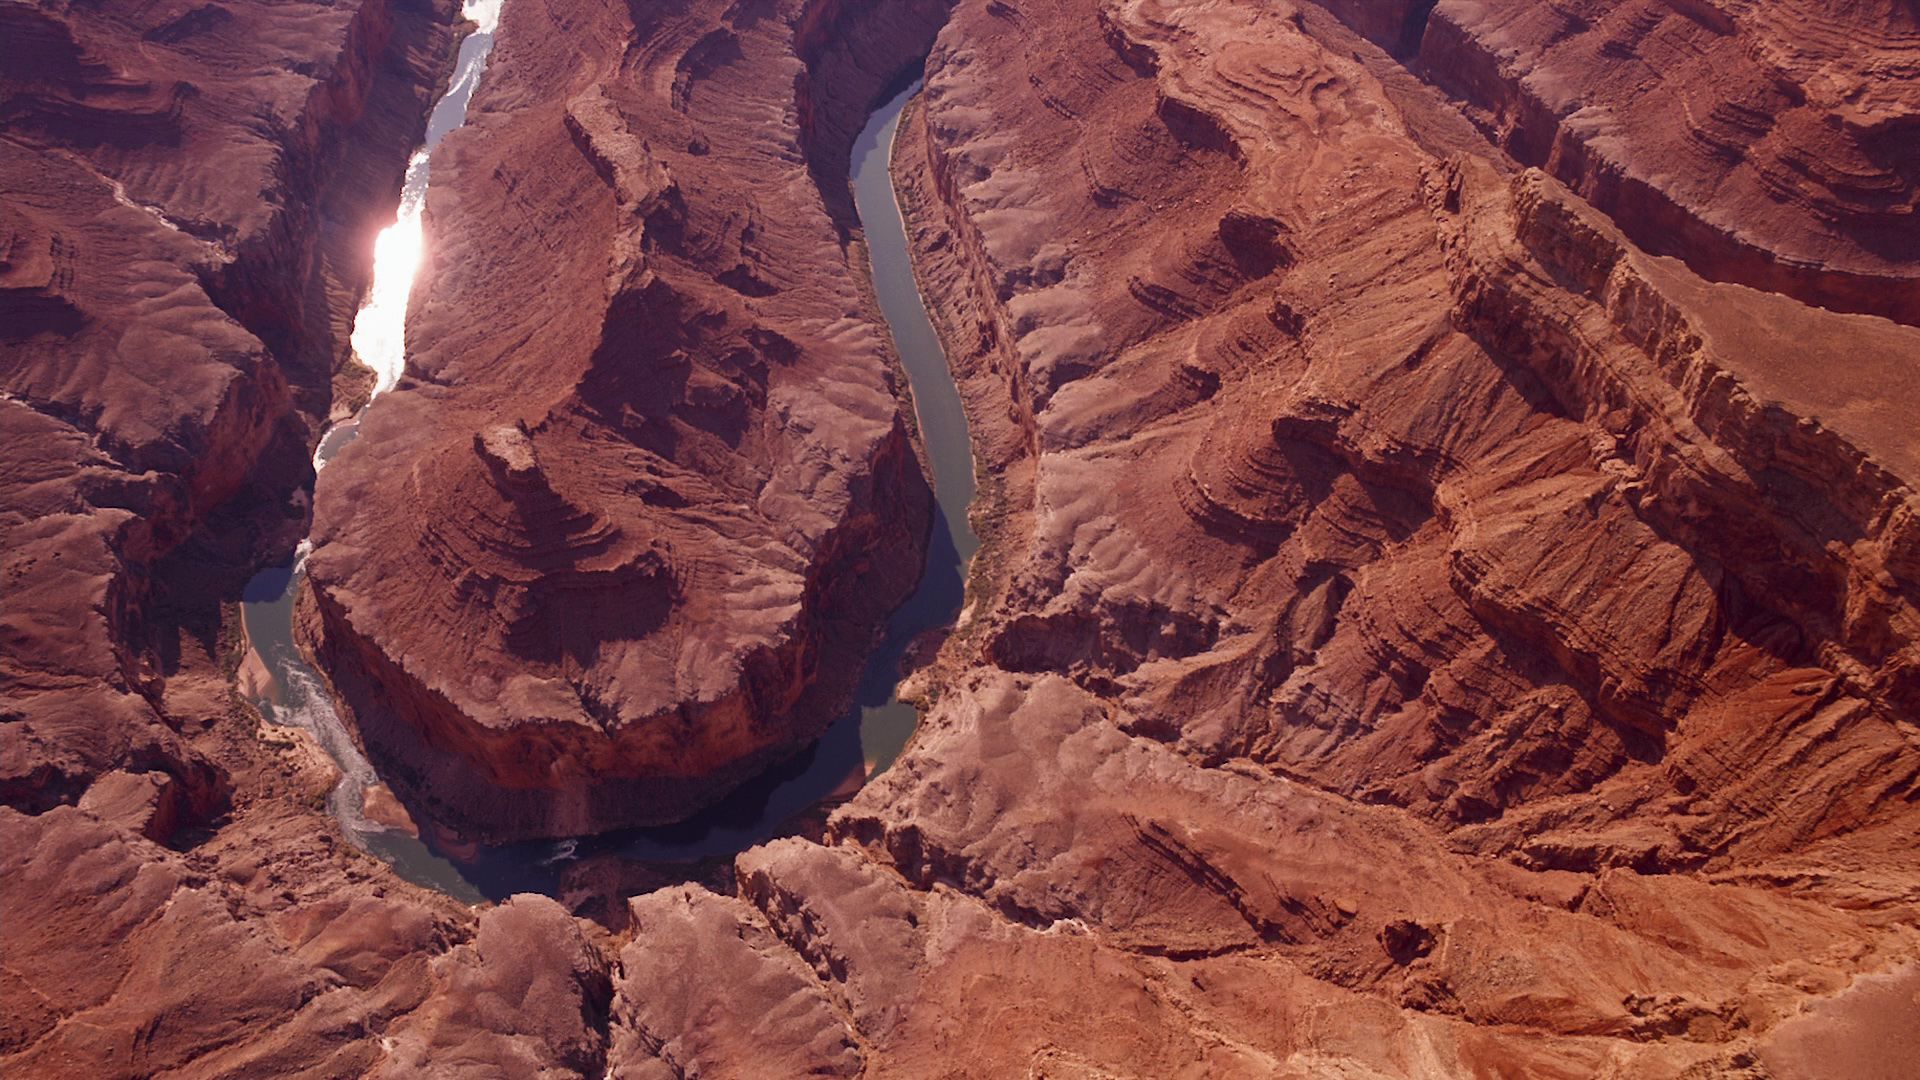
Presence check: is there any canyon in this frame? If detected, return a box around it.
[300,0,948,842]
[4,0,1918,1077]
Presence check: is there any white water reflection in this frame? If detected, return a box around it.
[242,2,505,903]
[348,0,502,394]
[349,168,424,394]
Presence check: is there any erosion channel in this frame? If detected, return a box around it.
[241,76,977,900]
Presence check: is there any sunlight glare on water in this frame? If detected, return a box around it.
[347,0,503,396]
[243,0,508,903]
[349,154,429,396]
[463,0,501,33]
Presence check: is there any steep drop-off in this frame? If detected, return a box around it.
[503,0,1919,1073]
[1320,0,1920,324]
[1,0,492,1073]
[819,0,1920,1071]
[303,0,953,841]
[5,0,1919,1075]
[2,0,458,836]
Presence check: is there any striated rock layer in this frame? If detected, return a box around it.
[2,0,457,833]
[303,0,950,840]
[812,0,1920,1071]
[1320,0,1920,324]
[8,0,1920,1075]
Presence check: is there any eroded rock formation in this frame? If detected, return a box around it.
[302,0,950,840]
[5,0,1918,1075]
[1320,0,1920,324]
[839,0,1920,1070]
[2,0,457,834]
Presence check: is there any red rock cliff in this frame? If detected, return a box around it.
[303,0,951,841]
[2,0,458,824]
[6,0,1918,1075]
[776,0,1919,1072]
[1321,0,1920,324]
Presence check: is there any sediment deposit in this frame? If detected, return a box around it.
[5,0,1918,1075]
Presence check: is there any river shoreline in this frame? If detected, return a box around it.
[240,75,979,901]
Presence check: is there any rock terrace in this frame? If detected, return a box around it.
[3,0,1917,1076]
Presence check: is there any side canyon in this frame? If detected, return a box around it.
[4,0,1917,1077]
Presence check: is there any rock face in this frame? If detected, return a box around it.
[7,0,1920,1075]
[371,894,612,1077]
[1320,0,1920,325]
[304,0,948,840]
[1,0,456,831]
[5,793,634,1078]
[817,0,1920,1070]
[899,0,1920,844]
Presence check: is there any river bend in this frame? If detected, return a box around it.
[241,76,976,899]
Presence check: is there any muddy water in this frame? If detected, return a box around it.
[241,78,976,899]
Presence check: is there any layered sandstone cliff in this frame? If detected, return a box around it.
[6,0,1918,1075]
[523,0,1917,1072]
[812,0,1920,1071]
[302,0,950,840]
[1320,0,1920,324]
[2,0,457,829]
[2,0,495,1073]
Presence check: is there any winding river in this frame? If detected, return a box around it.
[241,72,976,900]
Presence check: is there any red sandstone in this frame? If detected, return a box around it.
[301,0,948,840]
[4,0,1917,1075]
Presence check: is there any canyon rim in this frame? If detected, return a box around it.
[3,0,1919,1077]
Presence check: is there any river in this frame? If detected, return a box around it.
[240,75,977,900]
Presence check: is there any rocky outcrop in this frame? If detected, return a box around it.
[806,0,1916,1070]
[0,801,471,1076]
[371,895,613,1077]
[892,0,1920,852]
[8,0,1918,1073]
[1,0,492,1073]
[1,0,458,828]
[609,884,862,1077]
[304,0,950,840]
[820,670,1915,1073]
[1322,0,1920,324]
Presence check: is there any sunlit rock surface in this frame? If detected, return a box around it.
[303,0,950,841]
[2,0,457,843]
[4,0,1918,1075]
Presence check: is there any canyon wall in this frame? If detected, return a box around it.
[2,0,457,830]
[1321,0,1920,324]
[6,0,1918,1075]
[302,0,951,840]
[569,0,1919,1073]
[803,0,1919,1071]
[2,0,488,1073]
